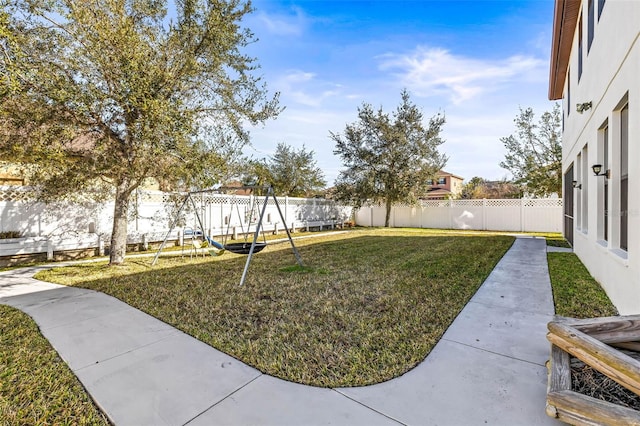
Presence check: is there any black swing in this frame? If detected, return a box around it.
[224,242,267,254]
[152,186,303,286]
[222,189,268,254]
[223,185,303,286]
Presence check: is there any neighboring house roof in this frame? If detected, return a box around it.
[549,0,581,100]
[220,181,255,196]
[436,170,464,180]
[424,188,453,199]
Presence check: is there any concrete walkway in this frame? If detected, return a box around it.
[0,237,564,425]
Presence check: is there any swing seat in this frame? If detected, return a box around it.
[224,242,267,255]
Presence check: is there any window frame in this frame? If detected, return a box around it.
[588,0,595,52]
[578,14,583,81]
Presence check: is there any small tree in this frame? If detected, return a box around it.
[331,90,447,227]
[244,143,325,197]
[459,177,486,199]
[459,177,522,199]
[500,104,562,197]
[0,0,280,265]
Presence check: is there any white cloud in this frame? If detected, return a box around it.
[255,7,306,36]
[282,70,316,83]
[274,70,348,107]
[378,47,546,104]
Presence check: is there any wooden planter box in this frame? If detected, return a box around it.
[546,316,640,425]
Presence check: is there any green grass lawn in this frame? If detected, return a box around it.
[0,305,109,425]
[36,228,515,387]
[547,252,618,318]
[1,227,620,424]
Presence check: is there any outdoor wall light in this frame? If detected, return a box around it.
[576,102,592,113]
[572,180,582,189]
[592,164,610,178]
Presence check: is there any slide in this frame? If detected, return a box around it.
[205,235,225,251]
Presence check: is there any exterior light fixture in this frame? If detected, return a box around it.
[592,164,610,178]
[572,180,582,189]
[576,102,592,113]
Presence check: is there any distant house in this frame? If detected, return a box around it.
[549,0,639,313]
[423,171,464,200]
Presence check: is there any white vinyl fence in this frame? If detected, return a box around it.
[355,198,563,233]
[0,186,562,262]
[0,186,352,261]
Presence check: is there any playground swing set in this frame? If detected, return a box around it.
[152,186,304,286]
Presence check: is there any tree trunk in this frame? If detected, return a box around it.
[109,180,133,265]
[385,199,392,227]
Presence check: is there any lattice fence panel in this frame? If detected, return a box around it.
[486,199,521,208]
[357,198,562,232]
[0,186,34,203]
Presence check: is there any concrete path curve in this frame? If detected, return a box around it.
[0,237,564,425]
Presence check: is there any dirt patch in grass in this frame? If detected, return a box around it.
[0,305,109,424]
[37,228,514,387]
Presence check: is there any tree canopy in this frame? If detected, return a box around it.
[500,104,562,197]
[458,177,522,199]
[244,143,325,197]
[331,90,447,227]
[0,0,280,264]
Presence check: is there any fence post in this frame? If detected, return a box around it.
[391,205,395,228]
[220,196,224,231]
[47,239,54,261]
[285,196,288,224]
[98,235,105,256]
[449,199,453,229]
[178,228,184,246]
[142,233,148,251]
[520,198,525,232]
[483,199,487,231]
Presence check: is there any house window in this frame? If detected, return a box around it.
[620,104,628,251]
[588,0,594,52]
[581,144,589,232]
[598,0,605,20]
[576,152,582,230]
[578,15,583,80]
[567,70,571,116]
[427,179,433,185]
[564,164,575,246]
[437,177,446,185]
[599,123,609,242]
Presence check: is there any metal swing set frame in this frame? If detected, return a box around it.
[152,186,304,286]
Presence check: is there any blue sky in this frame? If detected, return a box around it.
[242,0,557,186]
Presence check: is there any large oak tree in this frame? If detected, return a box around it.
[244,142,326,197]
[0,0,280,264]
[331,90,447,227]
[500,104,562,197]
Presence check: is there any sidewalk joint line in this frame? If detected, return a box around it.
[441,338,548,368]
[182,373,264,425]
[331,389,408,426]
[73,328,182,372]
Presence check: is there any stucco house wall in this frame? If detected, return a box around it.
[551,0,640,313]
[425,171,464,200]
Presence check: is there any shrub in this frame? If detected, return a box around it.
[0,231,21,239]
